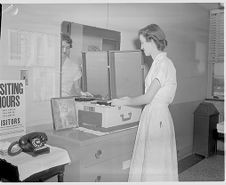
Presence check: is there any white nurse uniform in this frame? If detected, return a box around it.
[128,52,178,181]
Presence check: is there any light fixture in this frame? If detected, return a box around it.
[218,3,224,9]
[3,4,19,16]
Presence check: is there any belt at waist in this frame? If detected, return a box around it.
[149,99,170,107]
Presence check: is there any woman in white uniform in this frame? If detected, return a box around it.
[110,24,178,181]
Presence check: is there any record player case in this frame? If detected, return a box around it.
[81,50,145,100]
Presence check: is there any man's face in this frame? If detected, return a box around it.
[62,40,71,58]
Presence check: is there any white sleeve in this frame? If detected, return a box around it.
[154,61,168,87]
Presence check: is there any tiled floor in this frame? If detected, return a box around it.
[179,153,225,181]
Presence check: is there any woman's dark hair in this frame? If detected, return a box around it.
[139,24,168,51]
[62,33,72,48]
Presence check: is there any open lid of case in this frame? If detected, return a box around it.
[108,50,144,99]
[81,51,110,100]
[81,50,144,100]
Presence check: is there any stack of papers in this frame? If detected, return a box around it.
[0,141,11,156]
[75,125,138,136]
[76,127,109,136]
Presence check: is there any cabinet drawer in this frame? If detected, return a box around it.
[80,131,136,167]
[80,155,131,182]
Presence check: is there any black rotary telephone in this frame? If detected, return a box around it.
[8,132,50,157]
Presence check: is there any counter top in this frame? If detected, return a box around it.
[46,124,138,146]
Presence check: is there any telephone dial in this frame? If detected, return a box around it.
[8,132,50,157]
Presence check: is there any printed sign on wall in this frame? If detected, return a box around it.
[0,80,26,140]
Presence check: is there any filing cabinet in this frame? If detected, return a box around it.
[47,126,137,182]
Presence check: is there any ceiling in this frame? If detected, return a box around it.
[198,3,220,10]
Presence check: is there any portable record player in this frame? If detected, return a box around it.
[75,100,142,129]
[78,50,144,130]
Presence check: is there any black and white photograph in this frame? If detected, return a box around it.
[51,97,78,131]
[0,0,224,183]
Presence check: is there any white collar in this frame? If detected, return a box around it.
[153,52,167,62]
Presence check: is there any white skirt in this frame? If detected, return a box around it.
[128,101,178,181]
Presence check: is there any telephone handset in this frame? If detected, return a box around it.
[8,132,50,157]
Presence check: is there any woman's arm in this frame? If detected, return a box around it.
[110,78,161,106]
[128,78,160,106]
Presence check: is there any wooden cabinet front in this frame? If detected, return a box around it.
[80,155,131,182]
[47,126,137,182]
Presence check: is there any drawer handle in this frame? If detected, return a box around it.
[95,150,102,159]
[95,175,101,182]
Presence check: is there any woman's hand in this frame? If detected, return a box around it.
[108,97,130,106]
[81,91,93,97]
